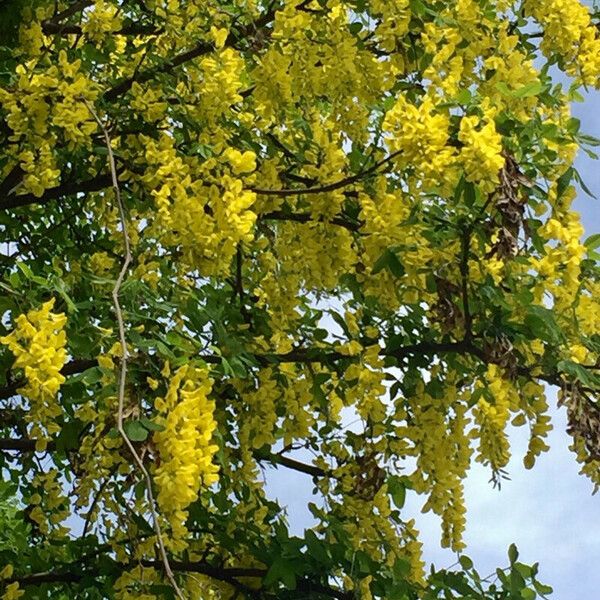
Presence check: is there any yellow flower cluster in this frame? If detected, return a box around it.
[141,133,258,274]
[575,283,600,339]
[27,468,70,537]
[370,0,410,55]
[153,364,219,549]
[272,221,356,293]
[236,368,279,450]
[190,48,247,126]
[0,51,98,196]
[357,178,437,309]
[0,299,67,451]
[422,20,467,99]
[130,82,168,123]
[525,0,600,87]
[325,486,425,585]
[343,345,387,428]
[472,364,518,471]
[458,111,505,191]
[278,365,316,448]
[82,0,122,41]
[519,382,552,470]
[0,583,23,600]
[254,3,386,136]
[395,380,470,551]
[530,207,585,292]
[114,566,158,600]
[383,95,455,191]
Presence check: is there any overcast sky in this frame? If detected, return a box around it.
[266,85,600,600]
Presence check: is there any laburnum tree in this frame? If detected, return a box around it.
[1,0,600,598]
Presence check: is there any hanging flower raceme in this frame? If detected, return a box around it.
[0,298,67,451]
[152,363,219,550]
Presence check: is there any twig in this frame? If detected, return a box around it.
[251,149,403,197]
[83,99,185,600]
[460,226,473,341]
[47,0,92,23]
[42,22,163,35]
[103,7,277,102]
[234,244,253,327]
[82,469,116,538]
[261,210,361,231]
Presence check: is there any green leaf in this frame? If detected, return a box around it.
[557,360,599,388]
[556,167,573,199]
[82,367,103,385]
[106,427,120,439]
[584,233,600,250]
[512,81,546,98]
[567,117,581,135]
[443,572,478,595]
[124,420,149,442]
[572,168,597,199]
[409,0,437,16]
[264,557,297,589]
[515,563,532,578]
[508,543,519,564]
[371,249,406,278]
[577,132,600,146]
[533,580,553,595]
[139,417,165,432]
[305,530,330,564]
[388,475,406,509]
[523,307,562,345]
[56,419,85,452]
[455,88,472,104]
[458,555,473,570]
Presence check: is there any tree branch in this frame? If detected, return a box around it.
[42,22,164,36]
[460,227,473,341]
[103,8,277,102]
[0,358,96,401]
[256,450,327,478]
[0,436,329,479]
[0,174,113,211]
[48,0,93,23]
[251,150,403,197]
[8,558,353,599]
[261,210,361,232]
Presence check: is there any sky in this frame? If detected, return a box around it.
[265,84,600,600]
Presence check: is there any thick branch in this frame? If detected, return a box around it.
[0,439,56,451]
[0,436,328,480]
[0,340,487,403]
[7,561,263,594]
[0,174,113,211]
[9,558,352,599]
[0,164,25,199]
